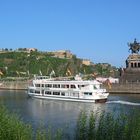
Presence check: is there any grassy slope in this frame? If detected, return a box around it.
[0,51,118,78]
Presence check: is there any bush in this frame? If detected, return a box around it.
[75,109,140,140]
[0,106,63,140]
[0,106,32,140]
[1,105,140,140]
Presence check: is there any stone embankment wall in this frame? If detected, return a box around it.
[0,81,29,90]
[104,83,140,94]
[1,81,140,94]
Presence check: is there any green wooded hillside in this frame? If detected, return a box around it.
[0,51,118,78]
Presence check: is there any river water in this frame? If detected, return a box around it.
[0,90,140,139]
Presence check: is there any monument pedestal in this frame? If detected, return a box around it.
[120,54,140,83]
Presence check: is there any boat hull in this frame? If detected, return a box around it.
[95,98,107,103]
[28,93,108,103]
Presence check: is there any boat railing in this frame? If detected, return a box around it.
[35,76,50,80]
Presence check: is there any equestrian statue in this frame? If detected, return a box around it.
[128,38,140,54]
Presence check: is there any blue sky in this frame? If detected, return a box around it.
[0,0,140,67]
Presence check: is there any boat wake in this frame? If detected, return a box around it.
[106,100,140,106]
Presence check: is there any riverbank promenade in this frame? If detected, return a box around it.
[1,80,140,94]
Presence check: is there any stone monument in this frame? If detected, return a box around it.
[120,39,140,83]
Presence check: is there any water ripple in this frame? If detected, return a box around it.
[106,100,140,106]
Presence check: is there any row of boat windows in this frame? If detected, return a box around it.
[84,92,92,95]
[35,84,85,89]
[31,90,77,96]
[45,91,66,96]
[30,90,92,96]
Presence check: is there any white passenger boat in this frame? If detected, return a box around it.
[28,75,109,103]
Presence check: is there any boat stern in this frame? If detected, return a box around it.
[95,92,109,103]
[95,98,108,103]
